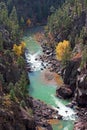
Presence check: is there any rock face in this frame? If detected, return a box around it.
[62,59,81,93]
[58,58,87,107]
[76,73,87,107]
[0,95,36,130]
[74,108,87,130]
[56,59,81,99]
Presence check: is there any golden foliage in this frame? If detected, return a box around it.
[3,94,11,107]
[36,126,42,130]
[72,52,82,61]
[21,41,26,49]
[13,44,21,56]
[47,119,59,125]
[26,18,31,26]
[13,41,26,56]
[54,74,64,86]
[55,40,70,61]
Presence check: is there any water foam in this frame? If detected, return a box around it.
[51,95,76,120]
[25,51,44,71]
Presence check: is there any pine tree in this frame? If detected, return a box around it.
[10,6,18,24]
[9,6,20,41]
[0,2,8,25]
[20,17,25,27]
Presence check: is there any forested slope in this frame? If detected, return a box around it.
[3,0,65,24]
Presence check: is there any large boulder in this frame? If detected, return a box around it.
[56,85,73,99]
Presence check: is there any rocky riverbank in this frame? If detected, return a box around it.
[32,98,62,129]
[1,90,62,130]
[40,43,61,73]
[74,108,87,130]
[39,41,87,130]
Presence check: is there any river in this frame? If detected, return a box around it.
[23,26,75,130]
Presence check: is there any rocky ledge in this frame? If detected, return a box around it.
[74,108,87,130]
[32,98,62,129]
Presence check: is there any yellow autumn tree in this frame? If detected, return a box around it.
[13,42,26,56]
[26,18,31,27]
[20,41,26,50]
[56,40,71,63]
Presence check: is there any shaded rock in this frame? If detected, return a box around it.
[62,59,81,93]
[56,86,73,99]
[74,108,87,130]
[76,73,87,107]
[76,94,87,107]
[43,123,53,130]
[0,104,35,130]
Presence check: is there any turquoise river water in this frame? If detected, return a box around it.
[23,27,75,130]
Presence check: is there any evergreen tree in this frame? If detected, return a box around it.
[0,2,8,25]
[20,17,25,27]
[10,6,18,24]
[17,56,25,69]
[9,6,20,41]
[7,0,13,13]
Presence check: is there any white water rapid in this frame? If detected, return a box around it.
[51,95,76,121]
